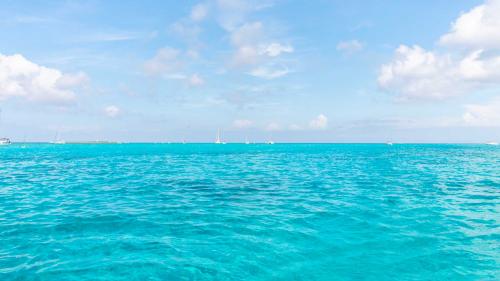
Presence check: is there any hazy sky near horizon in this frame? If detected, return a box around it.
[1,0,500,142]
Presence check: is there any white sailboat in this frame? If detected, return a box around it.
[215,129,226,144]
[50,132,66,144]
[486,142,499,146]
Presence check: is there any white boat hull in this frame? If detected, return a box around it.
[0,138,11,145]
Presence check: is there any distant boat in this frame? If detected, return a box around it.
[486,142,499,146]
[386,142,393,146]
[245,138,250,145]
[50,132,66,144]
[0,138,11,145]
[266,140,275,145]
[215,129,226,144]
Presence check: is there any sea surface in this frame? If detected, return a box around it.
[0,143,499,280]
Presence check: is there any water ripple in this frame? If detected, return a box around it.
[0,144,499,280]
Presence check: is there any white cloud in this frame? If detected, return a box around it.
[379,1,500,101]
[56,72,89,88]
[0,53,87,103]
[231,43,293,67]
[309,114,328,130]
[462,98,500,127]
[190,3,209,22]
[336,40,363,53]
[378,45,461,100]
[458,49,500,81]
[230,22,265,66]
[379,45,500,100]
[439,0,500,49]
[143,47,183,77]
[232,119,253,128]
[260,43,293,57]
[189,74,205,86]
[104,105,120,118]
[231,41,293,66]
[249,66,289,79]
[228,21,294,78]
[207,2,294,79]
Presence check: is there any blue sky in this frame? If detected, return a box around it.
[1,0,499,142]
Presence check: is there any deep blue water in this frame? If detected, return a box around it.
[0,143,499,280]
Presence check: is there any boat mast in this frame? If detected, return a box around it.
[215,129,221,144]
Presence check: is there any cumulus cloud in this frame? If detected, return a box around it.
[336,40,363,54]
[0,53,88,103]
[56,72,89,88]
[439,0,500,49]
[104,105,120,118]
[309,114,328,130]
[459,49,500,81]
[378,45,461,100]
[143,47,183,78]
[232,119,253,128]
[379,1,500,101]
[379,46,500,100]
[462,98,500,127]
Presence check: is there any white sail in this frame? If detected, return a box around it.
[50,132,66,144]
[215,129,221,144]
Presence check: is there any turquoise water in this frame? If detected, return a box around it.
[0,143,499,280]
